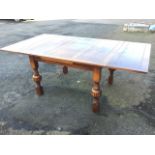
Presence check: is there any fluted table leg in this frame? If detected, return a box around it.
[91,67,102,112]
[29,56,44,96]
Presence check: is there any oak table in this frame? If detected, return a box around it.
[1,34,151,112]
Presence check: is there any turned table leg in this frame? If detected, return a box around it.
[108,68,115,85]
[63,66,68,74]
[91,67,102,112]
[29,56,44,96]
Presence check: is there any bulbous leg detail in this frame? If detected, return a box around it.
[91,67,102,112]
[63,66,68,74]
[108,68,115,85]
[29,56,44,96]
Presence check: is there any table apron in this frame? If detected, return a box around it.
[34,56,99,71]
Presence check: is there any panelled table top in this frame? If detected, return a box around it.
[1,34,151,73]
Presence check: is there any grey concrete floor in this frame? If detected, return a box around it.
[0,19,155,135]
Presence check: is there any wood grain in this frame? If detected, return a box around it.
[1,34,151,73]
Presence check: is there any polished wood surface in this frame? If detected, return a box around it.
[91,67,102,112]
[29,56,44,95]
[108,68,116,85]
[0,34,151,112]
[1,34,151,73]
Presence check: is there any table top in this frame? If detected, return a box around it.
[1,34,151,73]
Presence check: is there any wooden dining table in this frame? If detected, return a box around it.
[1,34,151,112]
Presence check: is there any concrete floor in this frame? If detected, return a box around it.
[0,19,155,134]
